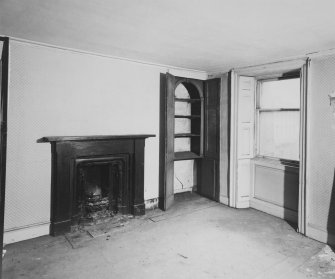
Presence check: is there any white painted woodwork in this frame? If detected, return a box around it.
[219,74,229,204]
[235,76,255,208]
[249,198,298,224]
[238,76,255,159]
[233,60,307,232]
[4,223,50,244]
[250,159,299,224]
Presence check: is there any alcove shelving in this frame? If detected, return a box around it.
[173,82,203,161]
[159,72,221,210]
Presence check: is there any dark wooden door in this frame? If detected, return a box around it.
[198,78,221,201]
[0,37,9,279]
[159,73,175,210]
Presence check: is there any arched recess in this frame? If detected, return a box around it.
[173,82,203,194]
[174,81,203,157]
[159,73,221,210]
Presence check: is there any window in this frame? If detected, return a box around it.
[256,78,300,161]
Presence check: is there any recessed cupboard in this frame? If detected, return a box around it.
[159,73,221,210]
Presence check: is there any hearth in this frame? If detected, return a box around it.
[38,135,155,235]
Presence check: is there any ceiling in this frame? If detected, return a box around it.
[1,0,335,72]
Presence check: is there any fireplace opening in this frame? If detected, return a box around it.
[73,156,129,226]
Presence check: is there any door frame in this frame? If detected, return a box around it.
[228,70,238,208]
[298,60,309,234]
[228,59,309,234]
[0,36,9,279]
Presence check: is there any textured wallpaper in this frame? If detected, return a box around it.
[307,55,335,234]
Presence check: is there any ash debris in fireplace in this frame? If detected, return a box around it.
[79,183,114,225]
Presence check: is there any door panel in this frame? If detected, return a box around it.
[159,73,175,210]
[198,78,220,201]
[237,76,255,159]
[199,158,217,200]
[236,76,255,208]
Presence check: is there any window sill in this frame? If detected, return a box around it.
[252,156,299,170]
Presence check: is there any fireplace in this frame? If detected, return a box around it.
[38,135,155,235]
[74,155,129,225]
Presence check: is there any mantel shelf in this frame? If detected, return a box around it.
[37,134,156,143]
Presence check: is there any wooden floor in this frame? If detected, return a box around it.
[3,192,335,279]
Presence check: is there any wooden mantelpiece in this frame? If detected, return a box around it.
[37,134,155,143]
[38,134,155,236]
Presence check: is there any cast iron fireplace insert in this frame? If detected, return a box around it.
[37,134,155,236]
[74,154,129,225]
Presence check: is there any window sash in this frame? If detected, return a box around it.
[257,78,300,110]
[256,78,300,162]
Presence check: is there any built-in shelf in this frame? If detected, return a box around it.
[174,115,201,119]
[174,151,202,161]
[172,80,203,160]
[175,98,201,103]
[174,133,200,138]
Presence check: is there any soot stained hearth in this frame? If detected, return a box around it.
[38,134,155,235]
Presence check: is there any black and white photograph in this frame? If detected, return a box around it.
[0,0,335,278]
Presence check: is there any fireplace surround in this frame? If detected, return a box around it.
[38,135,155,235]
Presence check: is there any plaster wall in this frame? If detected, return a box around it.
[4,39,206,242]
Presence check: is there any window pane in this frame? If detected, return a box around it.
[260,78,300,109]
[259,111,299,160]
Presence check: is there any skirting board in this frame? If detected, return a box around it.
[4,198,161,244]
[4,222,50,244]
[307,223,335,247]
[219,196,229,205]
[236,199,250,208]
[250,198,297,223]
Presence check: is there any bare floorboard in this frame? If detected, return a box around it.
[3,192,335,279]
